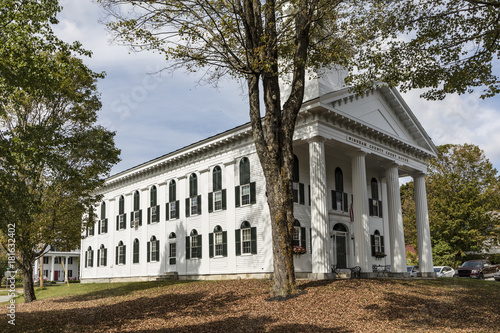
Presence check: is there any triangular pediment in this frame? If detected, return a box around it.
[320,86,438,156]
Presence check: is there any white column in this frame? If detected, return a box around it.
[65,256,70,281]
[350,150,371,272]
[413,172,434,275]
[308,136,329,275]
[386,163,407,273]
[50,255,55,281]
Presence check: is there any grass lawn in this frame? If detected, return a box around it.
[1,278,499,332]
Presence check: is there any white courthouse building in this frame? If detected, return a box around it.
[80,72,437,282]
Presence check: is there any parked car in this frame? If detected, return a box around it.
[407,265,419,277]
[454,260,500,279]
[434,266,455,277]
[494,270,500,281]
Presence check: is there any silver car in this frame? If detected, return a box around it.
[434,266,455,277]
[407,265,419,277]
[494,270,500,281]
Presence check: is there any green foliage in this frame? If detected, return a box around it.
[0,0,121,303]
[402,144,500,267]
[487,253,500,265]
[349,0,500,99]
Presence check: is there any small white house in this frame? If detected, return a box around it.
[80,71,437,282]
[34,246,80,282]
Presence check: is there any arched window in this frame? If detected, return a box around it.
[117,195,126,230]
[333,167,347,211]
[293,220,306,250]
[133,238,140,264]
[150,185,157,207]
[148,186,159,224]
[333,223,347,232]
[98,244,107,267]
[369,178,382,217]
[133,190,140,211]
[187,174,201,217]
[169,233,177,265]
[87,206,95,237]
[239,157,250,185]
[236,157,256,207]
[116,241,126,265]
[335,168,344,192]
[371,230,385,257]
[119,195,125,214]
[167,180,179,220]
[210,225,227,258]
[213,166,222,191]
[169,180,176,202]
[236,221,257,255]
[148,235,159,262]
[187,229,201,259]
[100,202,106,219]
[371,178,379,200]
[85,246,94,268]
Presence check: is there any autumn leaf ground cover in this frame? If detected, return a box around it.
[1,278,499,332]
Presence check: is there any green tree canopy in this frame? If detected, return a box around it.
[0,1,120,303]
[349,0,500,100]
[402,144,500,267]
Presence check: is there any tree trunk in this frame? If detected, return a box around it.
[22,260,36,303]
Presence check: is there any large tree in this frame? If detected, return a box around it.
[349,0,500,100]
[401,144,500,267]
[99,0,372,296]
[0,1,121,303]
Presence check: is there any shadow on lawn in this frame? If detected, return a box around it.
[371,280,500,331]
[54,279,192,303]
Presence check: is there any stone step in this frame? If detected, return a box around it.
[156,272,178,281]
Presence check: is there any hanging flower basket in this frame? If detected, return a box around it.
[293,246,307,255]
[374,252,387,259]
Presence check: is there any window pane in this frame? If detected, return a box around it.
[242,229,251,254]
[191,197,198,215]
[170,201,177,219]
[214,191,222,211]
[241,184,250,205]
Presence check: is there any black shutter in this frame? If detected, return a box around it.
[381,236,385,253]
[139,209,142,226]
[85,251,88,268]
[331,190,335,210]
[147,207,151,224]
[251,227,257,254]
[147,241,151,262]
[130,212,134,228]
[104,248,107,266]
[155,240,160,261]
[123,246,126,265]
[235,229,241,256]
[185,237,190,260]
[98,220,101,235]
[165,203,170,221]
[299,183,305,205]
[209,233,214,258]
[175,200,180,219]
[343,193,349,212]
[235,186,240,207]
[90,250,94,267]
[301,227,306,249]
[222,231,227,257]
[378,201,383,218]
[104,218,108,233]
[250,182,256,204]
[97,249,100,267]
[185,198,190,217]
[115,246,118,265]
[308,185,311,206]
[197,235,202,259]
[369,199,374,216]
[197,195,202,215]
[222,189,227,210]
[208,192,213,213]
[371,235,376,256]
[116,216,119,231]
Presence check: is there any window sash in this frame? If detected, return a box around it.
[170,201,177,219]
[242,229,251,254]
[119,246,125,264]
[214,191,222,211]
[215,232,223,256]
[190,197,198,215]
[119,214,126,229]
[241,184,250,206]
[191,236,198,258]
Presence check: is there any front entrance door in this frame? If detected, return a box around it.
[333,223,348,269]
[54,271,59,281]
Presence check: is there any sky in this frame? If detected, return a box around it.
[53,1,500,176]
